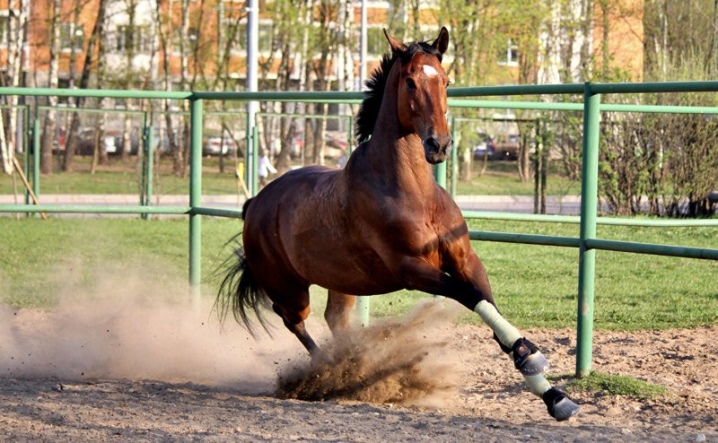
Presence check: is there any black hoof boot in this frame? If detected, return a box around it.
[542,388,580,421]
[511,338,549,375]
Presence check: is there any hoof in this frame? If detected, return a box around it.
[511,338,549,375]
[542,388,580,421]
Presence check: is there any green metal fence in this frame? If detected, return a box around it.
[1,82,717,377]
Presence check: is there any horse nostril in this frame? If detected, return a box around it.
[425,137,441,152]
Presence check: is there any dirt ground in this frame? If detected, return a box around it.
[1,292,716,443]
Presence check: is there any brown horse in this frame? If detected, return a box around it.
[217,27,579,421]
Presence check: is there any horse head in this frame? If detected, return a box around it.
[385,27,453,165]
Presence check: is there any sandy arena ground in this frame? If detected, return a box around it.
[1,280,716,442]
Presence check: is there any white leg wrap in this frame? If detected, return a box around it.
[523,374,552,397]
[473,300,521,348]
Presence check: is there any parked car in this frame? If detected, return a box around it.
[76,129,120,156]
[473,133,495,160]
[203,136,238,156]
[493,134,520,160]
[287,131,347,160]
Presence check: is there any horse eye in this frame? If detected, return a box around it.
[405,78,417,90]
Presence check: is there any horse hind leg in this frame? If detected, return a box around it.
[270,294,320,356]
[268,289,356,357]
[324,290,356,337]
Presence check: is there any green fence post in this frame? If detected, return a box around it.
[252,124,259,195]
[576,83,601,378]
[21,106,29,207]
[434,157,447,189]
[140,112,149,219]
[189,97,203,306]
[32,116,40,204]
[145,123,155,220]
[245,109,255,197]
[450,116,458,198]
[347,116,353,155]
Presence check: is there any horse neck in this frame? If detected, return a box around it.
[363,70,435,194]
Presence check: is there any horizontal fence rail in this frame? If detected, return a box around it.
[1,82,717,378]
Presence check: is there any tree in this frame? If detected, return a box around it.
[89,0,109,175]
[436,0,493,183]
[39,0,62,175]
[258,0,305,173]
[308,1,340,166]
[595,0,718,217]
[153,0,182,177]
[63,0,108,172]
[1,0,29,176]
[497,0,551,182]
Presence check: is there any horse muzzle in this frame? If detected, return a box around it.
[423,135,453,164]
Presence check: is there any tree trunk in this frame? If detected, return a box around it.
[121,113,132,161]
[40,0,62,175]
[173,0,190,177]
[2,0,29,175]
[298,0,312,166]
[64,0,107,172]
[0,109,10,176]
[153,0,180,177]
[91,0,108,174]
[580,0,594,79]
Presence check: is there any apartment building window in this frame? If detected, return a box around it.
[0,15,8,47]
[59,23,84,52]
[498,38,519,66]
[224,21,273,54]
[225,21,246,55]
[172,28,200,54]
[115,25,152,53]
[257,22,273,52]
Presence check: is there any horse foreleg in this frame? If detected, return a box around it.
[325,290,357,336]
[473,300,579,420]
[474,300,548,374]
[402,258,580,421]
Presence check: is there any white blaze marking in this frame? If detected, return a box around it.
[422,65,439,77]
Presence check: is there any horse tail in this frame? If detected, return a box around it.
[215,197,271,337]
[241,197,253,221]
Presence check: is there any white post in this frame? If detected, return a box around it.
[359,0,367,91]
[246,0,259,195]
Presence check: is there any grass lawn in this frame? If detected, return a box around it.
[1,217,715,331]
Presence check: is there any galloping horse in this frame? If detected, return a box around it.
[217,27,579,421]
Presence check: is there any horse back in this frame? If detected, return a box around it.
[241,166,347,274]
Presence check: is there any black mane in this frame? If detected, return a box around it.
[354,39,443,143]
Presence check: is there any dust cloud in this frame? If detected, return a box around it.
[277,300,466,407]
[1,261,466,407]
[0,261,305,394]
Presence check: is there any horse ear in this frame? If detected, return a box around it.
[384,29,407,55]
[431,26,450,55]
